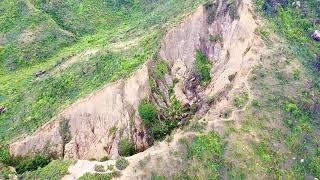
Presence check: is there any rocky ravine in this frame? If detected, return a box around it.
[10,0,261,167]
[63,0,263,178]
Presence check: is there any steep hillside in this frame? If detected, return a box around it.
[0,0,320,179]
[0,0,206,143]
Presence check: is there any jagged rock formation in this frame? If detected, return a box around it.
[10,65,150,160]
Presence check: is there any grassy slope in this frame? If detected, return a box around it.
[0,0,207,143]
[224,0,320,178]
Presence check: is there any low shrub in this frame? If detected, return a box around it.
[150,120,178,140]
[138,100,157,124]
[0,147,17,166]
[118,139,136,157]
[115,158,129,170]
[195,50,212,85]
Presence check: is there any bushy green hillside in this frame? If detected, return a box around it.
[0,0,206,143]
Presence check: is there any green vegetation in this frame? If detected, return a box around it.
[118,138,136,157]
[0,165,14,179]
[115,157,129,170]
[20,160,74,179]
[0,146,51,174]
[195,50,212,85]
[154,60,169,81]
[233,92,249,108]
[149,119,178,140]
[0,146,18,166]
[79,171,121,180]
[138,100,157,124]
[175,132,225,179]
[15,155,50,174]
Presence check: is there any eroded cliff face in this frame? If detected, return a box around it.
[160,0,259,119]
[10,65,150,160]
[10,0,261,162]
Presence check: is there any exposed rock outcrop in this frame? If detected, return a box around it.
[311,30,320,41]
[10,64,150,160]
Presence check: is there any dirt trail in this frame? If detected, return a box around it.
[52,49,99,74]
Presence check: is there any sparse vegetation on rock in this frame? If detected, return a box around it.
[195,50,212,85]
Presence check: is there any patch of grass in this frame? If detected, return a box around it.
[115,157,129,170]
[19,160,74,179]
[233,92,249,109]
[79,171,121,180]
[154,60,169,81]
[151,174,166,180]
[175,132,225,179]
[195,50,212,85]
